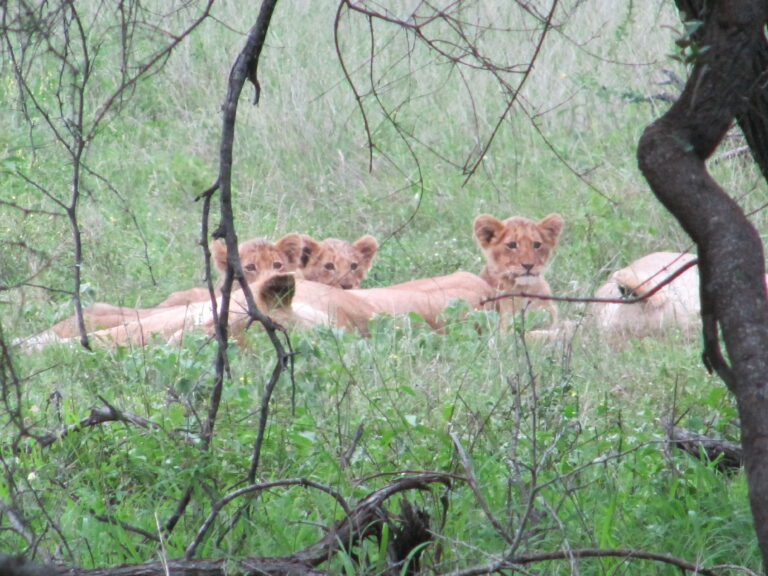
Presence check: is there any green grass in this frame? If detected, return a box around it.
[1,0,764,573]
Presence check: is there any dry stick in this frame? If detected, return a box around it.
[215,0,285,483]
[437,548,723,576]
[36,397,159,448]
[448,428,513,546]
[5,1,215,349]
[461,1,559,186]
[184,478,352,559]
[338,1,558,186]
[171,0,289,551]
[334,1,375,173]
[0,496,44,561]
[333,2,428,242]
[64,474,452,576]
[506,330,545,555]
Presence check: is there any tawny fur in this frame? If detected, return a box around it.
[591,252,701,340]
[350,272,494,330]
[473,213,564,326]
[78,274,301,347]
[22,274,377,348]
[23,235,307,343]
[298,234,378,289]
[156,234,305,307]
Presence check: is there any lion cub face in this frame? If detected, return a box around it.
[299,235,378,289]
[211,233,304,283]
[473,213,564,292]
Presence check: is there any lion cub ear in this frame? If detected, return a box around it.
[276,233,304,267]
[353,235,378,269]
[259,274,296,310]
[538,213,564,244]
[473,214,505,247]
[297,234,322,268]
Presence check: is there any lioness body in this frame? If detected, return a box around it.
[24,274,376,348]
[22,275,297,348]
[591,252,700,339]
[24,235,307,343]
[350,272,494,329]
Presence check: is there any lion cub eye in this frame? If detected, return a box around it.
[533,241,542,249]
[245,263,257,272]
[506,241,518,249]
[324,262,336,271]
[350,263,359,270]
[272,262,283,270]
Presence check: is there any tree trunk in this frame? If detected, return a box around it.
[637,1,768,570]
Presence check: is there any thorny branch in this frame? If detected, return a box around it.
[333,1,560,185]
[2,1,215,348]
[163,0,293,543]
[64,474,453,576]
[482,254,700,307]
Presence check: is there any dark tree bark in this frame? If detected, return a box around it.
[637,1,768,570]
[677,0,768,181]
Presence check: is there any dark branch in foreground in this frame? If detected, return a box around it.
[58,474,452,576]
[163,0,286,541]
[35,397,159,448]
[668,426,743,473]
[440,548,724,576]
[481,257,699,307]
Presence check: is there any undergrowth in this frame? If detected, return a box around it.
[1,0,764,573]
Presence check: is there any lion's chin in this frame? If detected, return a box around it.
[512,274,539,286]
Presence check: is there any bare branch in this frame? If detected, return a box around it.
[35,397,160,448]
[438,547,723,576]
[185,478,352,560]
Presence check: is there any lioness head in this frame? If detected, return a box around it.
[591,252,701,340]
[299,234,378,289]
[473,213,564,291]
[211,233,304,283]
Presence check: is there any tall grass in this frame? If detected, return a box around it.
[1,0,764,572]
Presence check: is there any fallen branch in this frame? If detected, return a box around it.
[36,396,159,448]
[439,547,725,576]
[59,473,453,576]
[668,426,743,473]
[481,256,700,307]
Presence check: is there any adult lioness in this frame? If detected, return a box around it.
[473,212,564,325]
[591,252,700,340]
[69,275,302,347]
[298,234,378,289]
[350,272,494,330]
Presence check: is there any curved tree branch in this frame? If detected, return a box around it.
[637,1,768,569]
[58,474,453,576]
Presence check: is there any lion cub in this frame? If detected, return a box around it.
[24,235,306,342]
[156,234,305,307]
[298,235,378,289]
[473,213,564,326]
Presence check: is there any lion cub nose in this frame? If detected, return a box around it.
[522,264,534,274]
